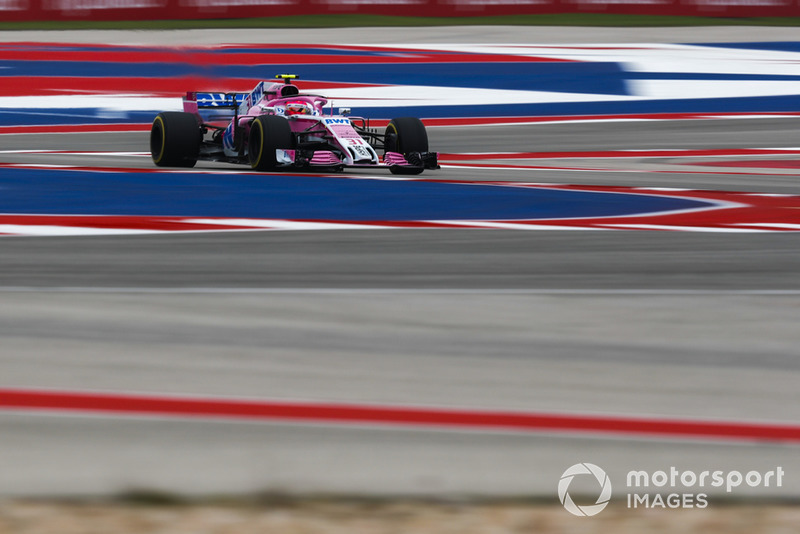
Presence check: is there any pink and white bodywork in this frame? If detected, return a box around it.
[152,75,439,174]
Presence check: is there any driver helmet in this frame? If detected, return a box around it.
[285,100,313,116]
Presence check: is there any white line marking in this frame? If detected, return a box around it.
[633,187,694,192]
[601,224,772,233]
[0,225,165,236]
[181,219,392,230]
[424,220,605,231]
[730,223,800,230]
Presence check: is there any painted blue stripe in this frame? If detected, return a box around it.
[240,62,630,95]
[0,60,201,78]
[0,168,712,221]
[0,61,630,96]
[0,109,157,126]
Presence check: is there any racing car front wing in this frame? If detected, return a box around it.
[275,149,439,173]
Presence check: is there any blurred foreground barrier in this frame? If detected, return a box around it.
[3,0,800,22]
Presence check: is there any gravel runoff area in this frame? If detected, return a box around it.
[1,499,800,534]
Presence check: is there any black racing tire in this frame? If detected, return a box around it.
[385,117,429,155]
[248,115,293,172]
[385,117,429,175]
[150,112,201,168]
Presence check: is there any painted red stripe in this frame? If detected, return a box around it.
[446,163,776,177]
[0,388,798,443]
[0,76,244,97]
[0,124,151,135]
[0,123,390,135]
[422,112,800,127]
[0,215,266,232]
[440,148,800,160]
[0,76,390,97]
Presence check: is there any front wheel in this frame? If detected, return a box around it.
[385,117,429,175]
[248,115,293,172]
[150,112,201,168]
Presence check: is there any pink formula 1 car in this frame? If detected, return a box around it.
[150,74,439,175]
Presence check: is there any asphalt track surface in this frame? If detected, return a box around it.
[2,27,800,500]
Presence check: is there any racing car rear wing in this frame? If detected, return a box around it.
[184,92,247,113]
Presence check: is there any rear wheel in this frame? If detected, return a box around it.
[385,117,428,175]
[150,112,201,168]
[248,116,293,171]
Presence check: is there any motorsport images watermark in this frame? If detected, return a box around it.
[558,463,612,516]
[558,463,785,516]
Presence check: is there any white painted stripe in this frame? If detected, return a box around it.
[633,187,694,192]
[0,149,53,154]
[0,95,180,110]
[730,223,800,230]
[601,224,772,233]
[376,43,800,77]
[181,219,392,230]
[0,225,165,236]
[632,79,800,101]
[4,163,79,169]
[425,220,604,231]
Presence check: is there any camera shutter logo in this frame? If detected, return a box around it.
[558,463,612,516]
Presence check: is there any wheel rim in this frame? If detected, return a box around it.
[385,123,399,153]
[249,120,264,168]
[150,116,166,163]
